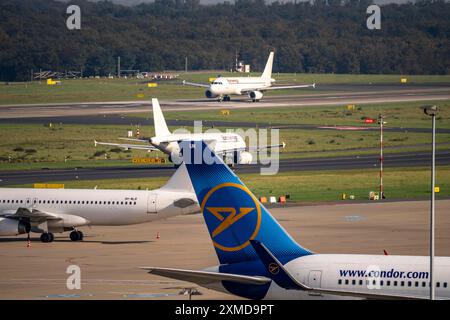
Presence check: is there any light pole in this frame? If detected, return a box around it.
[378,114,386,199]
[423,105,438,300]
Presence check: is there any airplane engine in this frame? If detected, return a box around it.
[0,218,31,236]
[205,90,218,99]
[248,91,263,102]
[169,151,183,165]
[238,151,253,164]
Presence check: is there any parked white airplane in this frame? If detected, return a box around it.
[143,141,450,300]
[183,51,315,102]
[95,98,284,164]
[0,164,199,243]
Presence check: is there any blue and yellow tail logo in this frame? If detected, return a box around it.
[182,140,312,265]
[201,183,261,252]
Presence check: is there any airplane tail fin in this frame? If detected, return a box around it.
[160,163,194,193]
[260,51,274,81]
[152,98,171,137]
[181,140,312,266]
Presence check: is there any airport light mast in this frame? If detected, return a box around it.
[378,114,386,199]
[423,105,438,300]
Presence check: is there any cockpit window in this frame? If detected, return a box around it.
[213,81,222,85]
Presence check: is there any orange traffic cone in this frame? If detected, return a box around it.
[156,232,160,240]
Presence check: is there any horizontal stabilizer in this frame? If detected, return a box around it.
[141,267,271,286]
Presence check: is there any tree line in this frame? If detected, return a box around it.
[0,0,449,81]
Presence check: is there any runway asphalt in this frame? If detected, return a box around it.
[1,150,449,186]
[0,84,449,119]
[1,200,449,299]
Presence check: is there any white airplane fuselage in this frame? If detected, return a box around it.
[207,77,274,97]
[0,187,198,234]
[204,254,450,299]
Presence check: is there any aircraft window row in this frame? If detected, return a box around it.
[2,199,137,205]
[1,199,24,203]
[337,279,448,288]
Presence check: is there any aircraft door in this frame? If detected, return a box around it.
[308,270,322,288]
[147,193,157,214]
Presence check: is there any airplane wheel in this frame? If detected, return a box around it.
[48,233,54,242]
[70,230,81,241]
[78,231,84,241]
[40,232,52,243]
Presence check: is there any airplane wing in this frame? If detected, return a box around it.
[141,267,271,286]
[182,80,210,89]
[0,207,62,223]
[241,83,315,93]
[262,83,316,91]
[214,142,286,155]
[247,142,286,152]
[94,140,158,151]
[118,137,149,142]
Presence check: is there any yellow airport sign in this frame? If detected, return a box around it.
[136,93,145,98]
[34,183,64,189]
[401,78,407,83]
[435,186,440,193]
[147,82,158,87]
[132,158,166,164]
[221,109,230,115]
[346,104,356,111]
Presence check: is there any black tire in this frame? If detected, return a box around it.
[48,233,54,242]
[40,233,50,243]
[77,231,84,241]
[70,231,80,241]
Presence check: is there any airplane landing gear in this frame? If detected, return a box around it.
[70,230,84,241]
[223,95,231,102]
[40,232,54,243]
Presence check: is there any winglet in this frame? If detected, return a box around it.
[312,83,316,88]
[94,140,98,147]
[182,80,186,85]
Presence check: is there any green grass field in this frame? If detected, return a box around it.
[131,100,450,129]
[1,122,449,171]
[7,166,449,203]
[1,73,449,105]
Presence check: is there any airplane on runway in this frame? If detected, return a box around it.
[95,98,284,165]
[182,51,315,102]
[0,164,199,243]
[142,141,450,300]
